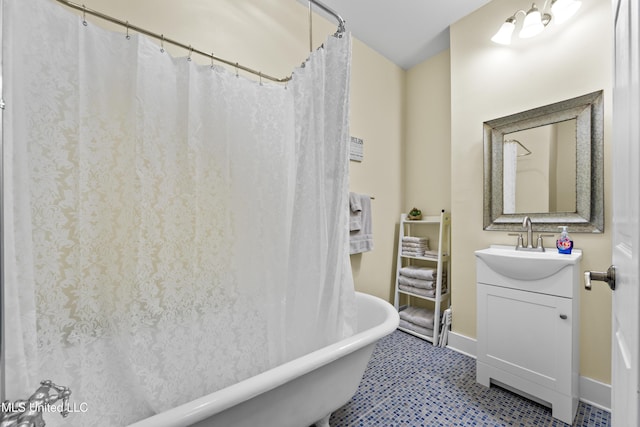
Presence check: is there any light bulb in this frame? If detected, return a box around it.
[520,4,545,38]
[552,0,581,24]
[491,17,516,45]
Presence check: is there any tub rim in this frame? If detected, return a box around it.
[128,291,399,427]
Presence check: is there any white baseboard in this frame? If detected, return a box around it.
[445,331,611,412]
[579,376,611,412]
[446,330,476,358]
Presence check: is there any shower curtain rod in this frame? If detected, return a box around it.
[54,0,346,83]
[505,139,532,157]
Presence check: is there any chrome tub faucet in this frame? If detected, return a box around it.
[0,380,71,427]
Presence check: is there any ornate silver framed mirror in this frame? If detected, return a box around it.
[483,90,604,233]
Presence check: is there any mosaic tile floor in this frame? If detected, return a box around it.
[329,330,611,427]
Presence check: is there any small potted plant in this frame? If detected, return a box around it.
[408,207,422,220]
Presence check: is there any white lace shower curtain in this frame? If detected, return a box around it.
[2,0,355,425]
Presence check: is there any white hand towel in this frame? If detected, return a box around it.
[402,236,428,244]
[399,319,434,337]
[349,192,363,231]
[350,193,373,254]
[399,266,441,280]
[349,192,362,212]
[401,242,429,249]
[422,250,440,259]
[398,284,436,298]
[398,275,435,290]
[399,306,435,329]
[401,249,426,257]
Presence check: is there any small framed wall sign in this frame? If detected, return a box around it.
[350,136,363,162]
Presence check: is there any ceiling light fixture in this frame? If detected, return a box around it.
[519,4,549,38]
[491,0,581,45]
[551,0,582,23]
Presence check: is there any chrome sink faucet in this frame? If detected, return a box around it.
[522,216,534,249]
[0,380,71,427]
[508,216,552,252]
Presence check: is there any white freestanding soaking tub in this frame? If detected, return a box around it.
[127,291,399,427]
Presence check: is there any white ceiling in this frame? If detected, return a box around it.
[310,0,492,69]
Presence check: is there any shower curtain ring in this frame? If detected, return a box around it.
[82,4,88,26]
[211,53,215,69]
[187,45,193,62]
[259,72,263,86]
[125,21,130,40]
[235,62,239,78]
[160,34,165,53]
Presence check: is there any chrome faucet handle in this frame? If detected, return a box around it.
[0,380,72,427]
[536,233,554,251]
[41,381,72,418]
[508,233,524,248]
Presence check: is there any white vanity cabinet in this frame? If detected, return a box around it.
[475,246,582,425]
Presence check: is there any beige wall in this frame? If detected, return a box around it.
[448,0,613,383]
[349,44,405,302]
[69,0,405,302]
[405,51,452,216]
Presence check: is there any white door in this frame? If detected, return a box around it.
[611,0,639,424]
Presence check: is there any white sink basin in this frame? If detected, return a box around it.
[475,245,582,281]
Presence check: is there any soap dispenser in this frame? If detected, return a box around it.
[556,226,573,254]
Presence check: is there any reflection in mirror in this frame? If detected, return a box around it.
[503,120,577,214]
[484,90,604,233]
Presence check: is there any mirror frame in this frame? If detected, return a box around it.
[483,90,604,233]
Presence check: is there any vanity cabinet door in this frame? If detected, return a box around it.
[477,283,572,393]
